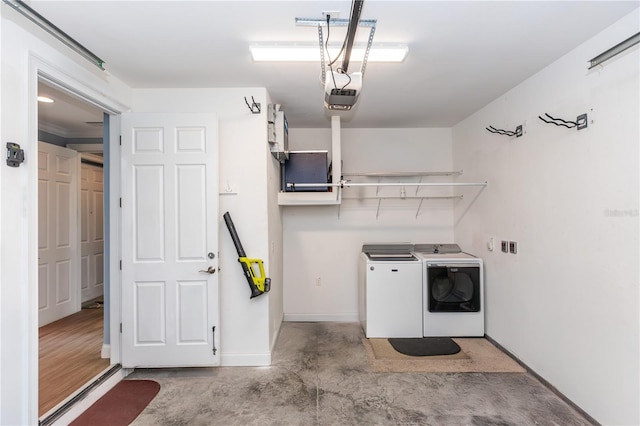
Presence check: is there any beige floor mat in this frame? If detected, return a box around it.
[363,337,526,373]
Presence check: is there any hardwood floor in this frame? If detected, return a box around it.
[39,307,110,416]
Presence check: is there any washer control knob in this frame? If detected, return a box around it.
[370,266,374,271]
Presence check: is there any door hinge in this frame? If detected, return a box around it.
[119,198,122,208]
[120,323,122,333]
[119,260,122,270]
[119,135,122,146]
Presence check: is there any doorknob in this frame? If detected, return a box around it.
[199,266,216,274]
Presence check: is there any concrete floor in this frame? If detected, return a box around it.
[129,322,594,425]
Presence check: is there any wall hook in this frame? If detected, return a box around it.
[486,125,523,137]
[538,112,588,130]
[244,96,261,114]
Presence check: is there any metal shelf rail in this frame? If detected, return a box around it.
[284,171,487,219]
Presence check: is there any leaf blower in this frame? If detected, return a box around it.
[223,211,271,299]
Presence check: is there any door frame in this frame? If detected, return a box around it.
[28,56,126,422]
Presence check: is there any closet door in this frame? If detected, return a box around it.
[38,142,80,326]
[80,162,104,303]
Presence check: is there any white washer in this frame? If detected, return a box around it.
[359,244,423,338]
[414,244,484,337]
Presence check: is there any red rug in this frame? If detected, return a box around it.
[70,380,160,426]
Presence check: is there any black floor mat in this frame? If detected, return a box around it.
[388,337,461,356]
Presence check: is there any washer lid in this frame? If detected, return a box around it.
[362,243,415,253]
[362,243,417,261]
[366,253,417,261]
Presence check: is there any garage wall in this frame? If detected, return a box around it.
[132,88,283,366]
[0,7,132,424]
[452,10,639,425]
[283,127,464,321]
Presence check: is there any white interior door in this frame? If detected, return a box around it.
[80,162,105,303]
[38,142,80,326]
[121,113,219,368]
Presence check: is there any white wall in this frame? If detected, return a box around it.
[452,10,639,426]
[1,7,132,424]
[266,104,285,350]
[132,88,284,366]
[283,128,465,321]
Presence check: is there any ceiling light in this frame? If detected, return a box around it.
[37,96,54,103]
[250,43,408,63]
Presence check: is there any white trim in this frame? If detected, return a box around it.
[100,344,110,359]
[28,52,41,425]
[28,54,127,423]
[220,353,271,367]
[33,57,128,115]
[283,313,359,323]
[107,115,122,366]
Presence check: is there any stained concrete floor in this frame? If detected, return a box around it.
[129,322,594,425]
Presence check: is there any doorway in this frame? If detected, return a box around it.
[37,80,112,416]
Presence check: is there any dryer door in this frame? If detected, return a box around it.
[427,264,480,313]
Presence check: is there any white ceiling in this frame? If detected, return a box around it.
[31,0,638,135]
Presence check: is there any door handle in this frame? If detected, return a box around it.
[199,266,216,274]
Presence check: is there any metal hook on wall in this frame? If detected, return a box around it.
[244,96,261,114]
[486,124,523,138]
[538,112,587,130]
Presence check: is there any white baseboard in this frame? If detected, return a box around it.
[101,344,110,359]
[284,313,359,322]
[220,352,271,367]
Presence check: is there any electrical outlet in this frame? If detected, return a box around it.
[509,241,518,254]
[501,241,508,253]
[322,10,340,19]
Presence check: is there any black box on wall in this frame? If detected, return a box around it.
[281,150,330,192]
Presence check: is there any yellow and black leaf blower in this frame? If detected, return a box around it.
[223,211,270,299]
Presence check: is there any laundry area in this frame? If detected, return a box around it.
[0,2,638,426]
[359,243,484,339]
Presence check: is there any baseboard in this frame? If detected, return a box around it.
[220,352,271,367]
[484,335,600,426]
[101,344,110,359]
[284,313,359,322]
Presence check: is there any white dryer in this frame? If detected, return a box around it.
[414,244,484,337]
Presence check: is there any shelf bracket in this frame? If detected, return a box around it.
[415,176,423,196]
[416,198,424,218]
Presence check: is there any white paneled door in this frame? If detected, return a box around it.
[121,113,219,367]
[80,162,104,303]
[38,142,80,326]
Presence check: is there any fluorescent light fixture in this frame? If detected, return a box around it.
[250,43,408,63]
[37,96,54,103]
